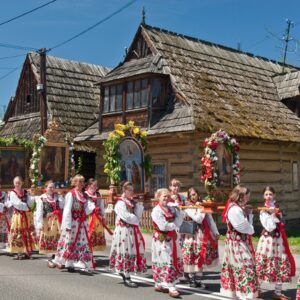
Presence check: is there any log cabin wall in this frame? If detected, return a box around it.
[94,131,300,228]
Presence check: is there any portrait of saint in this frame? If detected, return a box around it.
[216,143,232,188]
[119,138,144,192]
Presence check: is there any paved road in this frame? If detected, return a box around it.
[0,235,298,300]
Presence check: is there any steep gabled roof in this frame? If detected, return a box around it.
[140,24,300,142]
[273,70,300,100]
[0,52,110,139]
[86,24,300,143]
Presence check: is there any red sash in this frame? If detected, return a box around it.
[197,218,218,269]
[89,207,113,236]
[277,222,296,277]
[19,211,34,255]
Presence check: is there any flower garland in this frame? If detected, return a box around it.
[200,129,240,192]
[0,136,33,149]
[29,134,47,187]
[103,121,152,184]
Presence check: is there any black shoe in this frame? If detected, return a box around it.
[67,267,75,273]
[119,273,138,288]
[190,279,206,289]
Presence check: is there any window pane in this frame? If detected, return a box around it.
[116,84,123,111]
[103,87,109,112]
[110,86,116,112]
[150,163,166,194]
[134,80,141,108]
[127,82,133,110]
[151,78,161,105]
[141,79,148,107]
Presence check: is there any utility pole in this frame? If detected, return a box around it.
[38,48,47,135]
[282,19,293,73]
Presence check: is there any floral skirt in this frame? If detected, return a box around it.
[53,219,93,270]
[109,224,146,274]
[7,211,37,254]
[39,216,61,254]
[220,234,259,299]
[296,276,300,300]
[0,213,9,243]
[255,235,292,283]
[182,227,218,273]
[88,214,106,251]
[152,237,184,287]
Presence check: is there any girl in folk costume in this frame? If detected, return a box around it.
[85,178,110,251]
[220,184,259,300]
[7,176,37,259]
[152,188,185,298]
[0,186,9,245]
[35,180,64,267]
[169,179,186,207]
[52,175,95,273]
[109,182,146,288]
[255,186,295,300]
[182,187,219,288]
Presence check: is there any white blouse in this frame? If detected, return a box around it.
[35,193,65,230]
[7,191,34,211]
[228,205,254,235]
[151,205,184,232]
[114,199,144,226]
[61,192,95,231]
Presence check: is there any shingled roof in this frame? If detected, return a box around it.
[0,52,110,139]
[273,71,300,100]
[77,24,300,143]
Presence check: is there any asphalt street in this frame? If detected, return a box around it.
[0,234,298,300]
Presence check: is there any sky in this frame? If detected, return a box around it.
[1,0,300,109]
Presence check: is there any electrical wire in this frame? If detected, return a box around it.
[0,66,20,80]
[0,0,57,27]
[0,42,38,51]
[0,53,27,60]
[48,0,137,51]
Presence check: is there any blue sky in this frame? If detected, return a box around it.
[0,0,300,108]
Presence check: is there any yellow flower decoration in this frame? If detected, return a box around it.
[115,130,125,137]
[104,168,109,173]
[109,132,116,139]
[115,123,125,131]
[132,127,140,135]
[140,131,148,137]
[128,120,135,127]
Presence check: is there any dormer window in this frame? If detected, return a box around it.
[102,76,167,114]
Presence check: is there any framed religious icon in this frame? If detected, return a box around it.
[119,137,145,193]
[215,143,233,188]
[40,142,69,183]
[0,147,27,187]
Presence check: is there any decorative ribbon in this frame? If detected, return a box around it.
[277,222,296,277]
[52,210,62,225]
[222,197,232,223]
[132,224,145,270]
[198,218,218,269]
[89,208,113,236]
[20,211,34,255]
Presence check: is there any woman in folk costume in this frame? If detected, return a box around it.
[255,186,295,300]
[181,187,219,288]
[169,179,186,206]
[220,184,259,300]
[109,181,146,288]
[0,186,9,245]
[85,178,110,251]
[7,176,37,260]
[152,188,185,298]
[52,175,95,273]
[35,180,64,267]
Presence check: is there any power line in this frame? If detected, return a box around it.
[49,0,137,51]
[0,0,57,27]
[0,66,20,81]
[0,53,27,60]
[0,42,38,51]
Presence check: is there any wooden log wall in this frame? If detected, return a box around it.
[93,132,300,224]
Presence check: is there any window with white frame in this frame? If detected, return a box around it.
[150,162,167,195]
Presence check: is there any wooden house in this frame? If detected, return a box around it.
[74,23,300,226]
[0,52,110,179]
